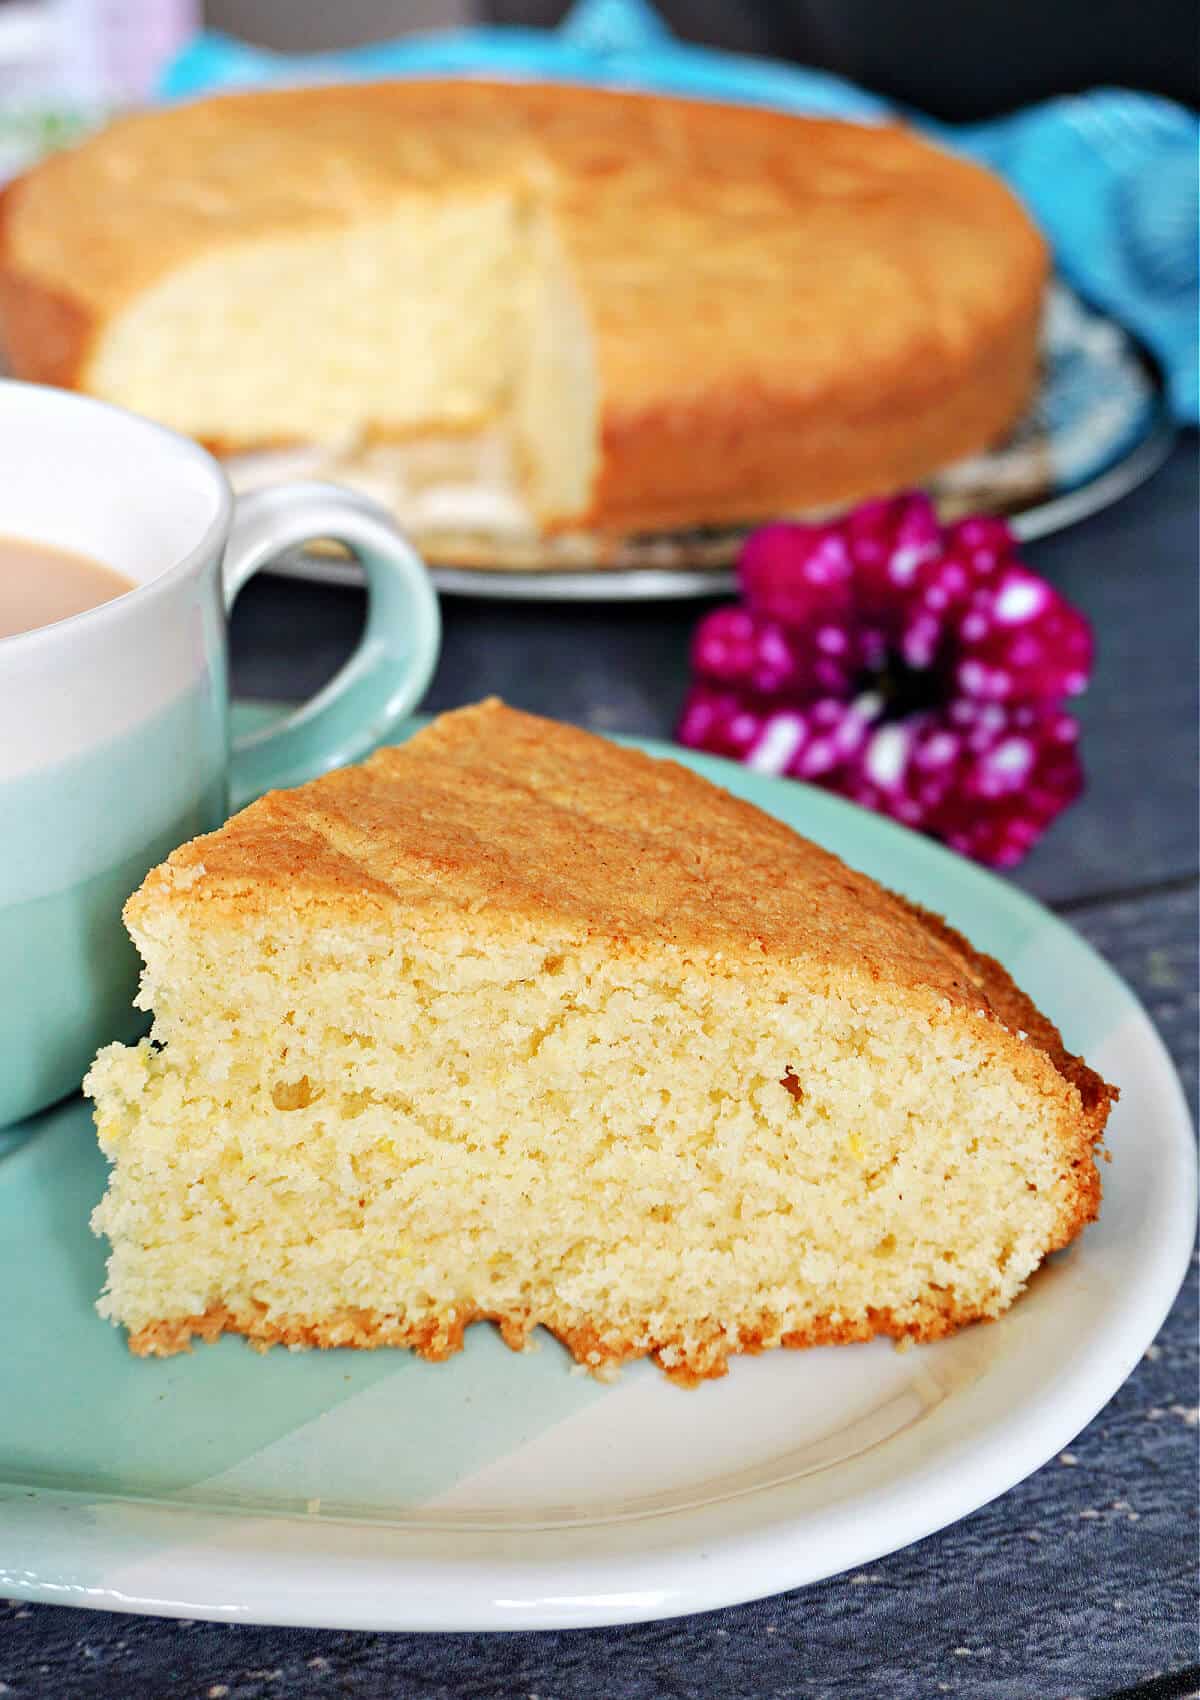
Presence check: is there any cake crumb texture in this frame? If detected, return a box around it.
[87,701,1114,1382]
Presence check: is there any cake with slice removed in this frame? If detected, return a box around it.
[0,82,1047,558]
[86,700,1114,1383]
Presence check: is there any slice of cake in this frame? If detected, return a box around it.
[87,701,1113,1383]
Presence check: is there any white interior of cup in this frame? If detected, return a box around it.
[0,380,229,587]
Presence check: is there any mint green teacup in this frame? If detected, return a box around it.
[0,381,440,1127]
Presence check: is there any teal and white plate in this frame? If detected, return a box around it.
[1,713,1194,1631]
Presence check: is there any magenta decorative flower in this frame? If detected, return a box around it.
[677,495,1093,867]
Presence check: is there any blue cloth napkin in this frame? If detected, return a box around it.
[160,0,1198,422]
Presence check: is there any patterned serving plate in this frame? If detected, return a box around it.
[250,284,1174,602]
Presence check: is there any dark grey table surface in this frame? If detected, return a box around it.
[7,444,1198,1700]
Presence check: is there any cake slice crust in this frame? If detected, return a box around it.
[88,701,1114,1383]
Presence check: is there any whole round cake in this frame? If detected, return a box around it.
[0,82,1047,565]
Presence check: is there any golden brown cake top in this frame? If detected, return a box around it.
[1,80,1046,417]
[140,700,995,1008]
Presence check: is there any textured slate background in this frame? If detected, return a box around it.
[4,444,1196,1699]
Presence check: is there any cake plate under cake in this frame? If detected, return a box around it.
[0,717,1192,1631]
[252,285,1174,603]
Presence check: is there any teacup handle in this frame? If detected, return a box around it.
[222,483,441,811]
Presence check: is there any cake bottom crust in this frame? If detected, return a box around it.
[126,1291,1000,1386]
